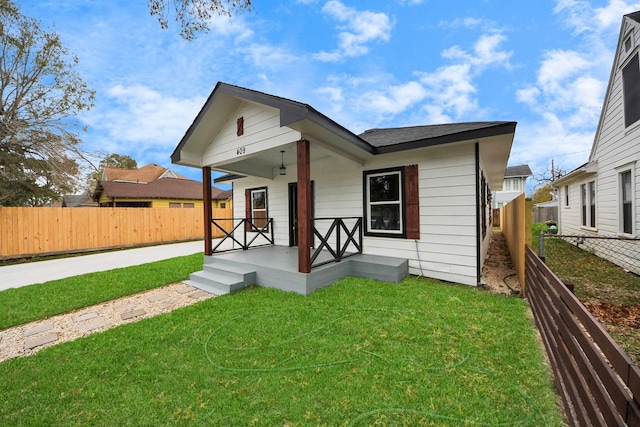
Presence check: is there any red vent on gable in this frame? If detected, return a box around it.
[237,117,244,136]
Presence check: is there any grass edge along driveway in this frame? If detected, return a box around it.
[0,275,565,426]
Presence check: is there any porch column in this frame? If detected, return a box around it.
[297,139,311,273]
[202,166,213,256]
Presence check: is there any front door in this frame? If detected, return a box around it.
[288,182,314,246]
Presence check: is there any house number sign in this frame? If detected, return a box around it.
[237,146,246,155]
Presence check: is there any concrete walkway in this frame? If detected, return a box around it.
[0,240,205,291]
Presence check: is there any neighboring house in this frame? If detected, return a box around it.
[493,164,532,209]
[171,82,516,289]
[553,11,640,275]
[92,164,231,208]
[61,195,98,207]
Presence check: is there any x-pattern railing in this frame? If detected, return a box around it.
[311,217,362,268]
[211,218,274,252]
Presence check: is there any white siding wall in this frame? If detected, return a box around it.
[233,142,482,286]
[203,102,300,167]
[590,19,640,238]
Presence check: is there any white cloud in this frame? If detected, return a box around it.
[83,85,205,166]
[514,0,640,176]
[314,1,393,62]
[357,81,428,115]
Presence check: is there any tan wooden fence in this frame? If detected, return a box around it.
[499,194,532,295]
[0,207,233,259]
[526,245,640,426]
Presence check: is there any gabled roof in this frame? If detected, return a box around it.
[588,10,640,162]
[504,164,532,178]
[96,178,229,201]
[93,164,229,201]
[103,164,186,183]
[172,82,516,188]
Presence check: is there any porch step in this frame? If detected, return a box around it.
[186,262,256,295]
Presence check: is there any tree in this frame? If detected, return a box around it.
[148,0,252,40]
[0,0,95,206]
[531,184,554,205]
[86,153,138,190]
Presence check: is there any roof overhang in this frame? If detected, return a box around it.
[552,161,598,187]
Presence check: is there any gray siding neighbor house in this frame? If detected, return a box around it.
[171,82,516,293]
[553,11,640,275]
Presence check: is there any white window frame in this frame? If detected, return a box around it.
[250,187,268,231]
[364,169,404,236]
[580,180,597,229]
[618,165,635,236]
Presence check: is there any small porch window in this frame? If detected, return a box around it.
[249,187,268,230]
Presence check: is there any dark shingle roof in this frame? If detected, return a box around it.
[504,164,532,177]
[97,178,229,201]
[358,122,517,153]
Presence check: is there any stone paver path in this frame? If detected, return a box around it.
[0,283,214,362]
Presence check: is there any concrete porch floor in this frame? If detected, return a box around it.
[187,245,409,295]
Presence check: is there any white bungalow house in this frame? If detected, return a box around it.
[171,82,516,294]
[552,11,640,275]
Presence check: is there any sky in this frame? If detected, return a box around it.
[16,0,640,193]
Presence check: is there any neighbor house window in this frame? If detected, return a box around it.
[581,181,596,228]
[169,202,181,208]
[623,53,640,127]
[183,203,194,208]
[621,170,633,234]
[249,187,268,230]
[365,168,403,235]
[220,202,226,209]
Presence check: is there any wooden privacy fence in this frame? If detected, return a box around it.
[499,194,531,295]
[0,207,233,259]
[525,245,640,426]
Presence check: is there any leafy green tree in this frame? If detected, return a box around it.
[87,153,138,190]
[0,0,95,206]
[148,0,252,40]
[531,184,554,205]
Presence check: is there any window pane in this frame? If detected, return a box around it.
[623,53,640,127]
[252,191,265,209]
[622,171,632,202]
[622,171,632,234]
[581,184,587,226]
[589,181,596,228]
[369,174,400,202]
[370,204,401,231]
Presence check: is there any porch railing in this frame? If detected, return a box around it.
[311,217,362,268]
[211,218,274,253]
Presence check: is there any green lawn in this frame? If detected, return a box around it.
[0,275,565,426]
[0,253,203,330]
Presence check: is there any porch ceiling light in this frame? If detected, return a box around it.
[279,150,287,176]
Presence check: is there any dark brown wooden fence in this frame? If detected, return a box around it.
[525,245,640,426]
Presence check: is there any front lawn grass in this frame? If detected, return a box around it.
[0,253,203,330]
[0,277,565,426]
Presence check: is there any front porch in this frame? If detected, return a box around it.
[186,245,408,295]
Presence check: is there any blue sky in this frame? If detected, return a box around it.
[17,0,640,193]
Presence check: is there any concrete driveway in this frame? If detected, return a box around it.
[0,241,204,292]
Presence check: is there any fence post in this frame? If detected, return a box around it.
[538,232,546,263]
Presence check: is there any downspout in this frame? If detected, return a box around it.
[475,142,481,286]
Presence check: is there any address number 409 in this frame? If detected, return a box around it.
[237,146,246,155]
